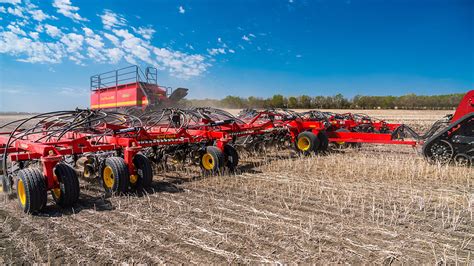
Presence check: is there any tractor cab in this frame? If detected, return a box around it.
[90,65,188,110]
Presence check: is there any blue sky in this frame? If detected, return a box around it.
[0,0,473,112]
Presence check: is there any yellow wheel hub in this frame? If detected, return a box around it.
[336,141,345,145]
[130,174,138,184]
[297,136,311,151]
[52,187,61,198]
[103,166,115,189]
[202,153,215,170]
[83,166,90,178]
[17,179,26,206]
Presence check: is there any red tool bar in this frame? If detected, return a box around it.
[327,131,417,146]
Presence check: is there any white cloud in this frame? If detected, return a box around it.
[0,31,64,63]
[105,47,123,63]
[0,0,21,4]
[29,32,39,40]
[133,26,155,40]
[100,9,126,30]
[7,23,26,36]
[228,49,235,54]
[7,6,25,18]
[44,24,62,38]
[0,6,6,13]
[0,6,212,78]
[35,24,44,32]
[154,47,209,78]
[242,35,250,41]
[60,33,84,64]
[83,27,104,48]
[289,0,294,3]
[217,37,222,43]
[58,87,88,96]
[28,9,54,21]
[113,29,152,64]
[53,0,88,22]
[103,32,119,46]
[248,33,256,38]
[60,33,83,53]
[0,88,23,94]
[178,6,185,14]
[86,47,106,62]
[207,48,226,56]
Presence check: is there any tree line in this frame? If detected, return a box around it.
[183,93,465,110]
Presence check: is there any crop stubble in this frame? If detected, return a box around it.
[0,110,472,264]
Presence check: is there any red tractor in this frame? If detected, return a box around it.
[90,65,188,112]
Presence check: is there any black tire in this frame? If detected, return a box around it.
[200,146,224,174]
[132,153,153,190]
[224,145,239,170]
[16,168,47,214]
[101,157,130,194]
[51,163,80,207]
[317,131,329,152]
[295,131,320,155]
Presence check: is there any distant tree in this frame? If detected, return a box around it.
[270,94,285,108]
[288,96,298,108]
[298,95,312,108]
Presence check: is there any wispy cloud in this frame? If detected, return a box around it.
[0,0,21,4]
[132,26,155,40]
[100,9,126,30]
[207,48,226,56]
[58,87,88,96]
[0,1,221,79]
[52,0,88,22]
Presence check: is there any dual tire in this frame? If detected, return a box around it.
[16,163,80,214]
[296,131,329,155]
[16,168,47,214]
[101,155,153,194]
[200,145,239,174]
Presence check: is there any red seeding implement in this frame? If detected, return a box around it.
[1,65,472,216]
[90,65,188,111]
[0,110,154,213]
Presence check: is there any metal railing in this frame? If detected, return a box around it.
[90,65,159,91]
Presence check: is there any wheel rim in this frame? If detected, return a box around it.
[428,140,454,164]
[83,166,90,178]
[454,154,470,166]
[103,166,115,189]
[130,174,138,184]
[297,137,311,151]
[52,187,61,198]
[17,179,26,206]
[202,153,215,170]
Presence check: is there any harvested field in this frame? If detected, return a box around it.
[0,110,473,264]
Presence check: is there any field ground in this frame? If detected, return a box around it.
[0,110,472,264]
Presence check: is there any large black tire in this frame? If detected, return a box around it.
[295,131,320,155]
[317,131,329,152]
[101,157,130,194]
[200,146,224,174]
[131,153,153,190]
[224,145,239,171]
[51,163,80,207]
[16,168,47,214]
